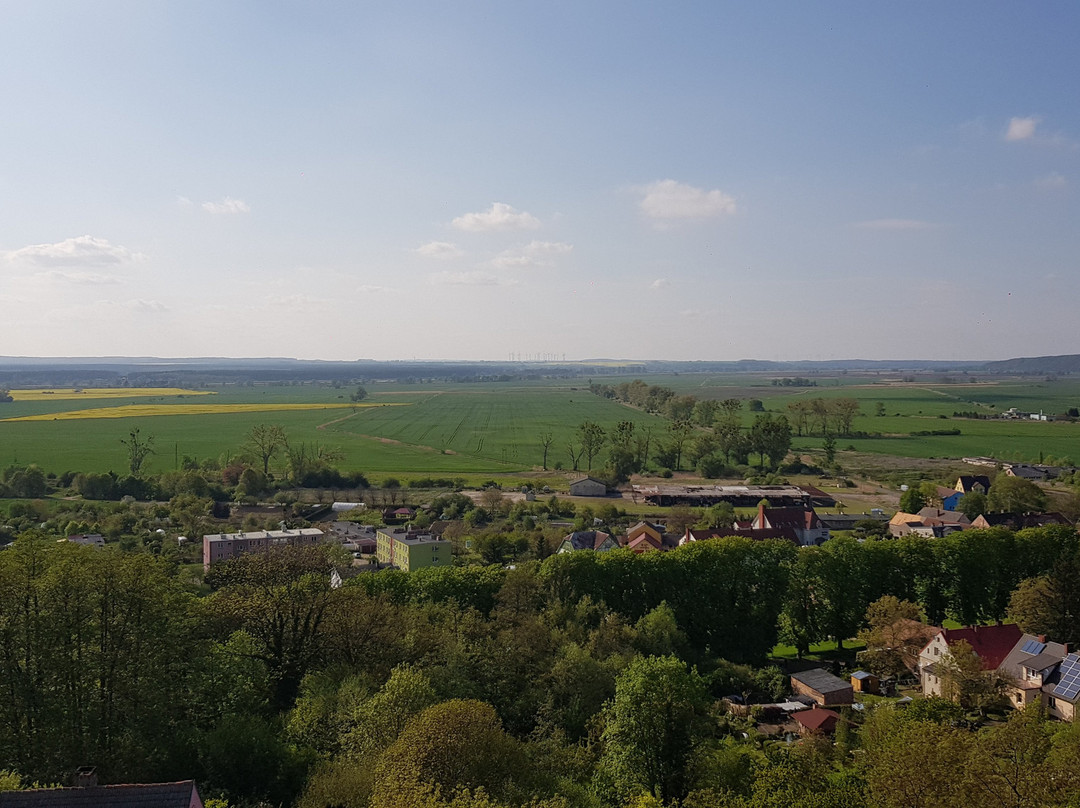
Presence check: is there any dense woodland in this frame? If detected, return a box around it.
[2,520,1080,807]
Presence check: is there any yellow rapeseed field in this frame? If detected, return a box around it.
[10,387,213,401]
[0,402,402,422]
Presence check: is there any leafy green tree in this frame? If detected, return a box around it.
[1007,553,1080,647]
[988,476,1048,514]
[959,491,987,520]
[666,419,694,471]
[350,385,368,402]
[822,433,837,466]
[371,700,524,808]
[899,486,926,513]
[749,413,792,470]
[577,421,607,472]
[595,655,710,804]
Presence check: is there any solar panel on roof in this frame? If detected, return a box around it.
[1053,655,1080,700]
[1022,639,1047,655]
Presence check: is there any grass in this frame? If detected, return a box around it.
[2,373,1079,479]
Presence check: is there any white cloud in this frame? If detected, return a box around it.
[452,202,540,232]
[42,270,122,285]
[176,196,192,206]
[1005,116,1039,142]
[4,235,144,267]
[202,196,250,214]
[651,278,670,289]
[415,241,464,259]
[125,299,170,313]
[639,179,736,221]
[854,218,940,231]
[429,270,512,286]
[357,284,390,293]
[492,240,573,268]
[1035,172,1067,189]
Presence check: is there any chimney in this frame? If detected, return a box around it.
[1038,634,1046,643]
[75,766,97,788]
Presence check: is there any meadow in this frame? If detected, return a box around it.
[1,373,1078,481]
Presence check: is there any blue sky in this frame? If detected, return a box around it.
[2,2,1078,361]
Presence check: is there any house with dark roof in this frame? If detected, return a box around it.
[1042,652,1080,721]
[569,477,607,497]
[956,475,992,495]
[557,530,618,553]
[790,668,853,706]
[919,623,1023,697]
[680,504,829,547]
[970,512,1071,530]
[0,780,203,808]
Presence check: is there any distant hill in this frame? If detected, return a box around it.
[983,355,1080,374]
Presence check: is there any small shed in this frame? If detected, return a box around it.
[569,477,608,497]
[792,706,840,736]
[790,668,854,706]
[851,670,879,694]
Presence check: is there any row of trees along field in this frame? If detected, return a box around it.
[1,524,1079,806]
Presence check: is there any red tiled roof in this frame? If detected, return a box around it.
[941,623,1024,670]
[793,707,840,732]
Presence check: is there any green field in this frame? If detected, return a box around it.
[2,374,1079,480]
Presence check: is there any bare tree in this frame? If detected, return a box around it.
[539,432,555,470]
[247,424,288,477]
[121,427,155,476]
[566,441,583,472]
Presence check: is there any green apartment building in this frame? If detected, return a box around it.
[375,526,451,571]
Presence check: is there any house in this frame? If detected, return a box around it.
[937,486,963,512]
[624,521,667,553]
[1042,652,1080,721]
[851,670,879,694]
[680,504,829,547]
[792,706,841,736]
[956,475,992,495]
[569,477,607,497]
[64,533,105,549]
[889,512,937,538]
[919,623,1023,697]
[632,484,835,508]
[381,507,416,523]
[557,530,618,553]
[970,512,1071,530]
[375,526,450,571]
[750,503,829,546]
[997,634,1069,710]
[202,528,324,570]
[0,777,203,807]
[790,668,853,706]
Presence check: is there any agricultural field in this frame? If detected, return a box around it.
[1,374,1079,481]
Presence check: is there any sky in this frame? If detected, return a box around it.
[2,2,1079,362]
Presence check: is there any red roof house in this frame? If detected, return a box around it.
[793,706,840,735]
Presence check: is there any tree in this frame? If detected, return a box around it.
[121,427,155,476]
[987,476,1048,514]
[350,385,368,402]
[566,441,583,472]
[595,656,710,804]
[749,413,792,470]
[938,640,1006,713]
[1008,554,1080,647]
[246,424,288,477]
[578,421,607,472]
[786,401,812,436]
[900,486,926,513]
[822,433,837,466]
[875,401,887,417]
[831,398,861,436]
[0,389,12,403]
[959,491,988,520]
[666,419,694,471]
[538,432,554,470]
[371,700,523,808]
